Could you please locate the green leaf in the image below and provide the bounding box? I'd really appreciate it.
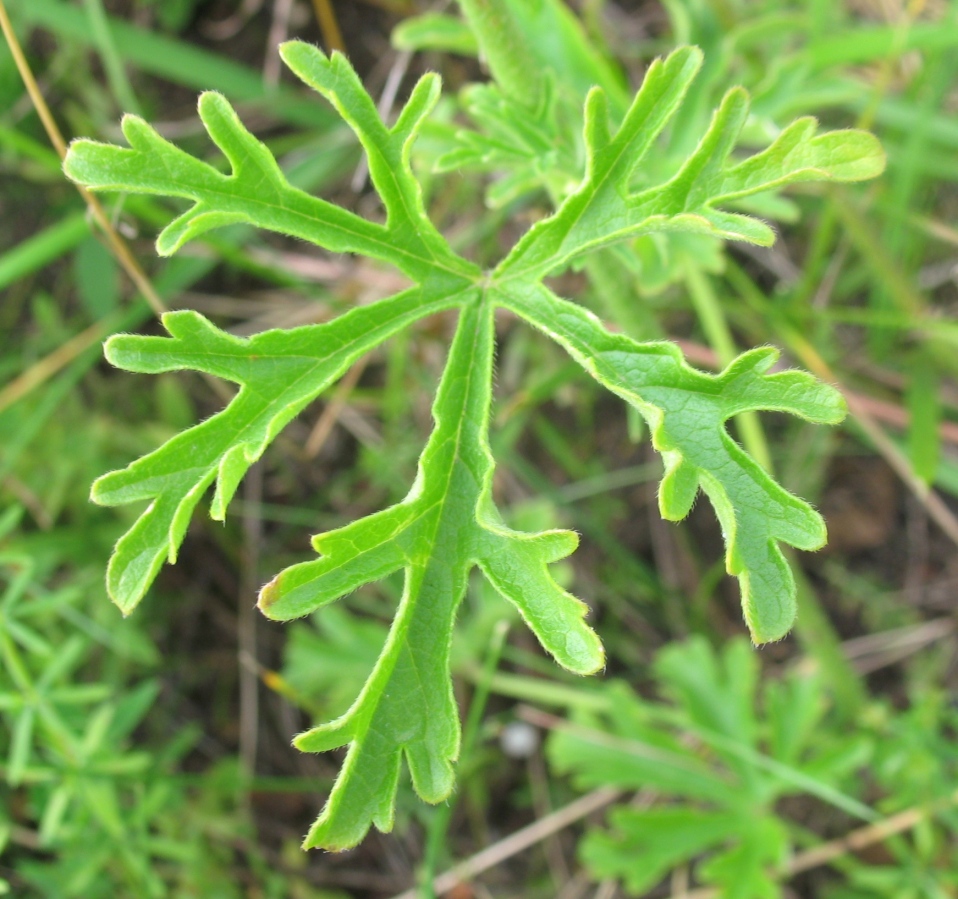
[63,40,882,848]
[553,639,867,894]
[392,13,479,56]
[282,606,387,720]
[765,669,825,766]
[500,285,844,642]
[497,48,884,280]
[906,359,941,485]
[457,0,628,110]
[8,706,36,787]
[65,47,476,285]
[434,77,573,207]
[259,296,603,848]
[655,636,759,745]
[548,698,740,805]
[698,816,788,899]
[582,807,740,894]
[92,287,463,614]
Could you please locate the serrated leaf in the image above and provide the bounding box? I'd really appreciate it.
[63,40,882,849]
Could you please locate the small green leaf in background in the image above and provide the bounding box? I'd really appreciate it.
[392,12,479,56]
[550,637,873,897]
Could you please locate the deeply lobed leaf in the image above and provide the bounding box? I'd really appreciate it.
[63,40,882,849]
[500,284,845,642]
[65,46,475,285]
[92,287,464,613]
[496,47,883,279]
[259,295,603,848]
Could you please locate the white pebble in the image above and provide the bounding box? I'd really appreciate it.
[499,721,539,758]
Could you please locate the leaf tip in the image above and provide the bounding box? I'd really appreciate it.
[61,138,91,181]
[832,388,849,422]
[257,576,281,616]
[736,541,799,644]
[257,571,308,621]
[569,635,606,676]
[196,90,229,118]
[748,618,793,646]
[156,209,248,256]
[89,467,129,505]
[719,85,751,116]
[668,43,704,67]
[659,456,699,521]
[107,556,149,618]
[666,44,705,83]
[812,129,887,183]
[280,38,325,65]
[100,334,124,367]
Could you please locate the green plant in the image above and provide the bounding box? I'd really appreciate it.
[62,33,882,850]
[826,694,958,899]
[549,637,871,896]
[0,507,278,898]
[545,638,958,898]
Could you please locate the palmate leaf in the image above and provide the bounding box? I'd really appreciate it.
[64,41,883,848]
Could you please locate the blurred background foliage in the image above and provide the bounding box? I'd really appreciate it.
[1,0,958,896]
